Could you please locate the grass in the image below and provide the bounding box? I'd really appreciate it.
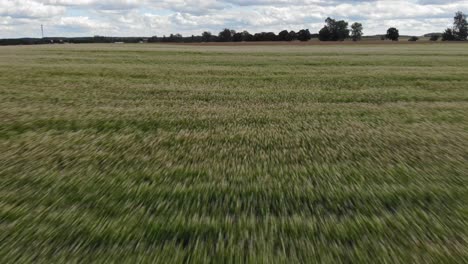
[1,43,468,263]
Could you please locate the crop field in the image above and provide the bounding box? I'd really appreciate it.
[1,43,468,263]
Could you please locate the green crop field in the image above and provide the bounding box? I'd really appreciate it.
[1,43,468,263]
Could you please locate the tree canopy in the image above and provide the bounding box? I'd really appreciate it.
[218,28,236,42]
[442,28,456,41]
[297,29,312,41]
[202,31,212,42]
[351,22,363,41]
[386,27,400,41]
[454,11,468,40]
[318,17,351,41]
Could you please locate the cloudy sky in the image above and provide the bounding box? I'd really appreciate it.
[0,0,467,38]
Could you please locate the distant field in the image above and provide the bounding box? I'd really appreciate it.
[1,43,468,262]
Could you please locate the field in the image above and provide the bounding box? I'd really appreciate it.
[1,43,468,263]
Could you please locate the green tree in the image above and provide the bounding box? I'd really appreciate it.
[335,20,350,41]
[442,28,456,41]
[429,35,440,41]
[386,27,399,41]
[287,31,297,41]
[218,28,235,42]
[351,22,363,41]
[318,26,331,41]
[252,32,277,41]
[278,30,289,41]
[442,12,467,41]
[241,31,253,41]
[232,32,243,42]
[202,31,212,42]
[453,11,468,40]
[319,17,350,41]
[167,34,183,42]
[297,29,312,41]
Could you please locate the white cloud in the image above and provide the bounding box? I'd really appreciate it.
[43,0,143,10]
[56,16,115,31]
[0,0,65,18]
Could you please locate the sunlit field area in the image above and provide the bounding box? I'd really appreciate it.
[1,43,468,262]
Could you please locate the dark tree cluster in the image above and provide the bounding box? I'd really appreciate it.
[253,32,278,41]
[218,29,236,42]
[442,11,468,41]
[318,17,353,41]
[428,34,441,41]
[386,27,400,41]
[207,28,312,42]
[297,29,312,41]
[278,30,297,41]
[0,36,149,46]
[351,22,363,41]
[147,28,313,44]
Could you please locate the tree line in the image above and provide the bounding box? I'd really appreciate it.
[0,36,147,46]
[0,11,466,46]
[152,11,466,43]
[149,28,316,43]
